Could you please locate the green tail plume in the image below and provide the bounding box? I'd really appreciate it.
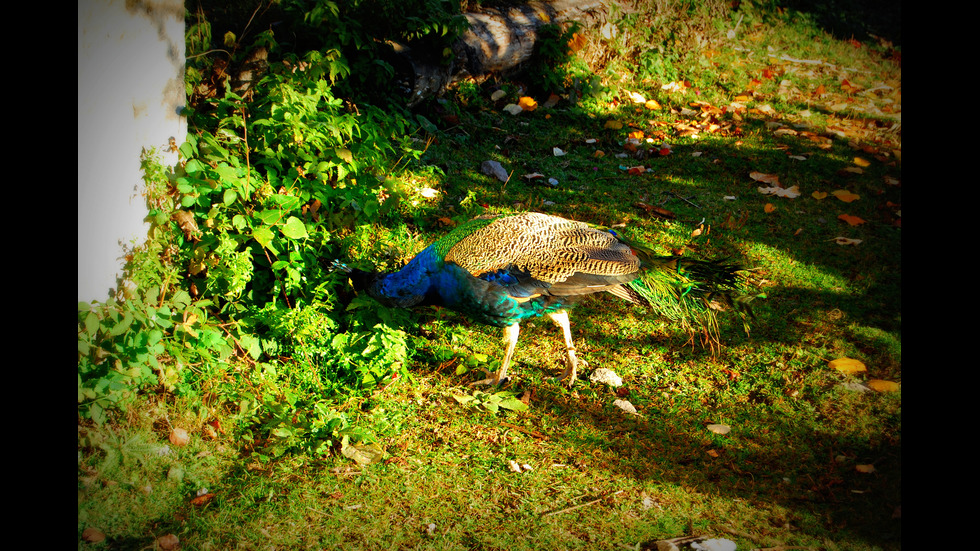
[610,229,764,345]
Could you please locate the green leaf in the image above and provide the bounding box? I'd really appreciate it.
[416,114,438,134]
[106,310,134,338]
[335,147,353,164]
[255,210,281,225]
[253,226,275,249]
[281,216,308,240]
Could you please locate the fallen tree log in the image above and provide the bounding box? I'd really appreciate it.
[388,0,610,105]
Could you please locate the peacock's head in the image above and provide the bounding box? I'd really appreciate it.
[348,268,381,294]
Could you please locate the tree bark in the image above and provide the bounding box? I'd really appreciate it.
[390,0,610,105]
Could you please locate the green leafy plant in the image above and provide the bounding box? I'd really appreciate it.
[450,390,529,414]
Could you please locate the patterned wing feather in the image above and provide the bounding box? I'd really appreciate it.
[441,213,639,295]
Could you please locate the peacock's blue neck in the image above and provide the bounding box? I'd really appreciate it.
[371,245,442,307]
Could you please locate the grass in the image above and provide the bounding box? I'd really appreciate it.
[78,2,900,549]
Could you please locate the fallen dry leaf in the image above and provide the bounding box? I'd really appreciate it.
[834,237,863,245]
[764,203,776,213]
[169,428,190,446]
[867,379,900,392]
[832,189,861,203]
[190,493,216,506]
[811,191,828,200]
[829,357,866,374]
[855,464,876,473]
[838,214,866,226]
[627,91,647,104]
[518,96,538,111]
[749,171,781,185]
[758,185,801,198]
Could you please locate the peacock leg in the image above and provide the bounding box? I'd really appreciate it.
[471,322,520,386]
[549,310,583,387]
[496,322,521,384]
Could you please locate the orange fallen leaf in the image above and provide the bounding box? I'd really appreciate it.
[867,379,900,392]
[853,157,871,167]
[855,464,876,473]
[191,493,217,506]
[518,96,538,111]
[628,130,645,140]
[645,99,661,110]
[627,166,646,175]
[837,214,866,226]
[567,32,587,52]
[811,191,828,200]
[764,203,776,213]
[841,79,863,93]
[832,189,860,203]
[829,357,866,374]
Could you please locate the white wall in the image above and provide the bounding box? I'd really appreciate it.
[78,0,186,303]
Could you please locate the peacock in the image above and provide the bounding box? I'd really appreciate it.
[349,212,759,387]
